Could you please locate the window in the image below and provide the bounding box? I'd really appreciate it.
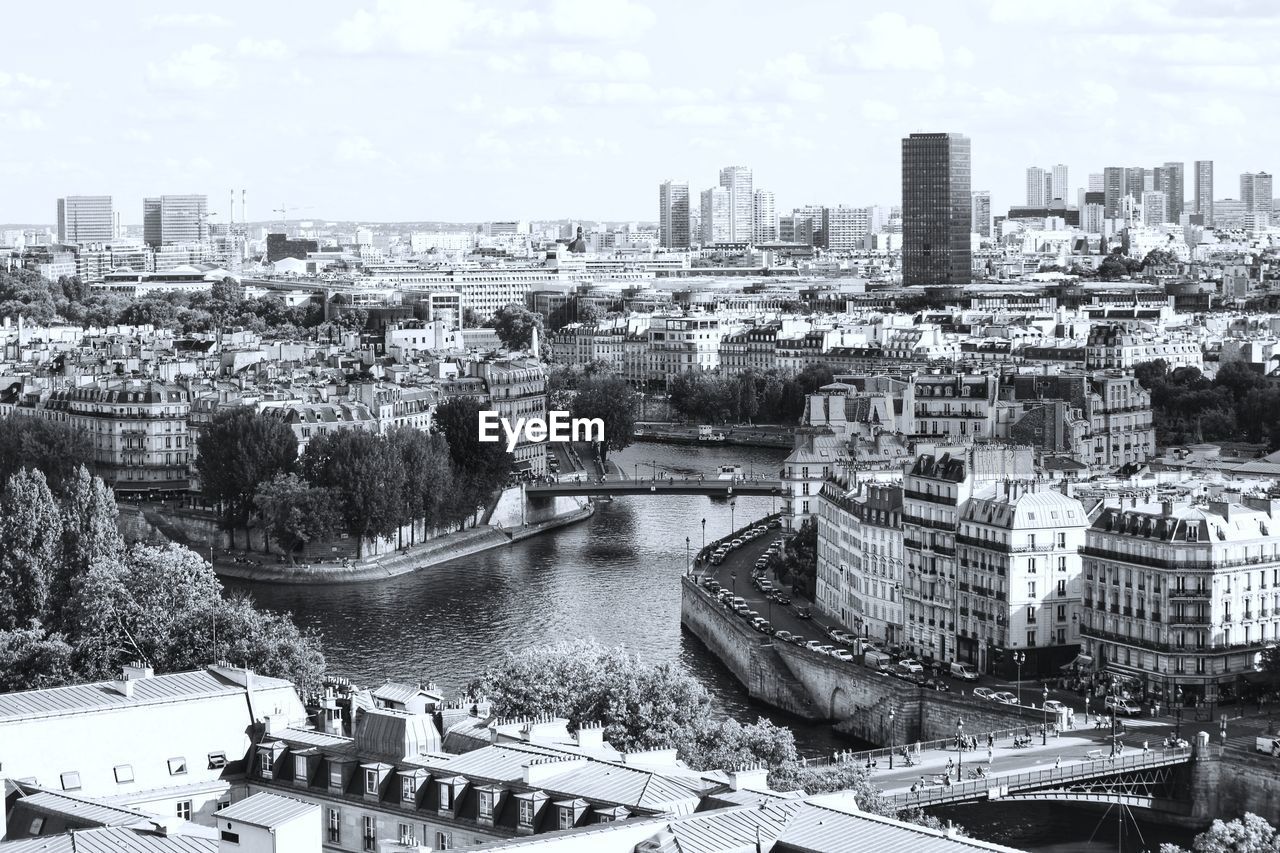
[435,831,453,850]
[478,791,494,819]
[439,782,454,810]
[220,831,240,844]
[519,799,536,826]
[559,807,574,830]
[294,755,308,782]
[176,800,192,821]
[114,764,134,784]
[260,751,274,777]
[1028,581,1036,597]
[363,816,377,851]
[1027,605,1037,624]
[208,752,227,769]
[29,818,45,835]
[1027,631,1037,646]
[1057,580,1066,596]
[59,772,81,791]
[401,776,415,803]
[1057,532,1066,549]
[216,800,229,812]
[398,823,415,846]
[327,809,341,843]
[364,768,378,794]
[168,757,188,776]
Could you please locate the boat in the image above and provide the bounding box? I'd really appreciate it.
[698,425,726,442]
[716,464,743,481]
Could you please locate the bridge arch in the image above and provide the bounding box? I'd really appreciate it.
[830,686,853,719]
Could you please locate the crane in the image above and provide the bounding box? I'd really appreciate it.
[273,204,316,222]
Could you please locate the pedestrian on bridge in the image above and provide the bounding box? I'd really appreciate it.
[987,747,993,764]
[1054,756,1061,769]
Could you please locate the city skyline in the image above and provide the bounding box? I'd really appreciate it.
[4,0,1280,225]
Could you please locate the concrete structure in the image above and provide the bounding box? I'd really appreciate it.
[144,195,209,247]
[902,133,971,286]
[657,180,690,249]
[56,196,113,244]
[216,793,320,853]
[906,373,998,442]
[817,479,904,644]
[1155,162,1184,223]
[1241,171,1273,219]
[1081,496,1280,707]
[752,190,776,244]
[699,187,731,246]
[1142,191,1167,226]
[718,166,754,244]
[780,431,843,530]
[640,316,723,387]
[1194,160,1214,226]
[1051,164,1069,203]
[1026,167,1052,207]
[971,191,991,239]
[476,357,548,476]
[820,206,869,252]
[1103,167,1124,219]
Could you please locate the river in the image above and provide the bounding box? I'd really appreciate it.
[228,440,1198,853]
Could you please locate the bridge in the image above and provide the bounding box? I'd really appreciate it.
[884,746,1195,813]
[525,478,784,499]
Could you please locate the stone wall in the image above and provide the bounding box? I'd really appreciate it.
[1185,750,1280,827]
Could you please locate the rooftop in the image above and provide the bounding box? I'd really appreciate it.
[217,792,317,828]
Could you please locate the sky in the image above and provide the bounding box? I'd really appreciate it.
[2,0,1278,226]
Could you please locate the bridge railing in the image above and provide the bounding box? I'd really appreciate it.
[886,746,1193,807]
[804,724,1071,770]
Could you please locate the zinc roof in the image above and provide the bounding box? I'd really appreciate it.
[13,791,155,829]
[0,827,216,853]
[217,792,316,828]
[772,803,1023,853]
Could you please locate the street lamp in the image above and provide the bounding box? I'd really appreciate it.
[1175,687,1183,740]
[1110,685,1119,757]
[956,717,964,778]
[889,711,896,769]
[701,518,706,554]
[772,487,778,517]
[686,537,690,575]
[730,500,736,536]
[1042,685,1050,745]
[1013,651,1026,707]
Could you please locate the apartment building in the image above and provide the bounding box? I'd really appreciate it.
[2,379,192,493]
[1006,373,1156,471]
[1081,497,1280,706]
[476,357,548,475]
[817,479,905,644]
[641,316,723,387]
[260,401,376,455]
[1084,325,1203,371]
[905,373,999,442]
[546,323,627,372]
[955,486,1088,675]
[780,431,843,531]
[718,324,780,375]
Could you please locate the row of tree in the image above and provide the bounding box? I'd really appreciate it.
[1134,358,1280,449]
[668,364,836,425]
[196,398,513,557]
[766,518,818,599]
[0,464,324,692]
[467,639,947,830]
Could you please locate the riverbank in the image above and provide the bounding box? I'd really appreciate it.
[210,500,595,584]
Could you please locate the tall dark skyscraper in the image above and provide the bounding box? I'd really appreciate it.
[901,132,971,286]
[1154,161,1184,223]
[1103,167,1123,219]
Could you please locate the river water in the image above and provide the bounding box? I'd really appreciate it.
[228,440,1198,852]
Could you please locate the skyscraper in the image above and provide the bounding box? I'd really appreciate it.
[657,180,690,249]
[1088,174,1104,192]
[752,190,777,243]
[1194,161,1214,226]
[1051,164,1069,202]
[1123,167,1147,205]
[1241,172,1273,216]
[1026,166,1052,207]
[1154,162,1184,223]
[700,186,731,245]
[902,132,972,286]
[971,191,991,238]
[717,166,753,243]
[56,196,113,244]
[1141,191,1167,226]
[144,195,209,246]
[1103,167,1123,219]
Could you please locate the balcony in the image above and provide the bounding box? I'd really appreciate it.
[1085,546,1280,573]
[1169,589,1211,601]
[903,488,953,506]
[1168,614,1210,627]
[902,514,954,532]
[1081,627,1171,654]
[1109,604,1119,614]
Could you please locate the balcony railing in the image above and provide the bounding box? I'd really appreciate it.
[903,514,954,532]
[903,488,953,506]
[1085,546,1280,573]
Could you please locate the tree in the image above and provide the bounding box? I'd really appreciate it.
[0,469,63,629]
[387,428,456,541]
[1134,359,1169,389]
[433,398,513,526]
[253,473,342,560]
[570,375,636,462]
[1160,813,1280,853]
[195,409,298,548]
[301,430,405,557]
[55,466,125,621]
[0,415,95,494]
[492,303,544,351]
[0,623,76,692]
[1142,248,1180,269]
[680,717,798,772]
[766,763,952,832]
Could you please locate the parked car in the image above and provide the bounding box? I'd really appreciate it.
[831,630,855,645]
[831,649,855,662]
[773,595,792,606]
[949,662,979,681]
[991,691,1019,705]
[815,644,836,656]
[973,687,997,700]
[795,606,812,619]
[1105,696,1142,716]
[768,519,781,527]
[897,658,924,674]
[1043,699,1069,714]
[923,678,950,691]
[789,635,807,646]
[734,605,751,617]
[703,580,721,593]
[755,558,769,569]
[804,640,825,652]
[775,630,794,643]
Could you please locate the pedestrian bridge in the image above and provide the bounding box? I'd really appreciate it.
[885,746,1196,813]
[525,478,784,499]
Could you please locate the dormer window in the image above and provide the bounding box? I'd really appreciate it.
[294,755,308,783]
[401,776,415,803]
[208,752,227,770]
[364,769,378,795]
[519,799,536,827]
[60,771,81,791]
[168,757,188,776]
[114,764,134,784]
[478,791,494,819]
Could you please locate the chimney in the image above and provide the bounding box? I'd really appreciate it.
[522,757,587,786]
[574,723,604,751]
[1161,499,1174,517]
[726,765,770,792]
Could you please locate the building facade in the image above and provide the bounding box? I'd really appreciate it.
[57,195,114,244]
[752,190,776,244]
[971,191,992,239]
[1193,160,1214,226]
[658,180,691,249]
[718,166,754,244]
[902,132,972,286]
[700,187,731,246]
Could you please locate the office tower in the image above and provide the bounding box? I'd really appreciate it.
[1142,191,1167,226]
[143,198,162,247]
[1026,166,1052,207]
[144,195,209,246]
[1051,164,1069,202]
[1088,173,1104,192]
[700,186,731,245]
[971,191,991,238]
[902,132,971,286]
[820,206,869,251]
[657,180,690,249]
[1241,172,1273,216]
[1103,167,1123,219]
[788,204,825,247]
[752,190,776,243]
[1123,167,1146,204]
[717,166,753,243]
[1154,162,1184,222]
[1082,194,1105,233]
[56,196,113,244]
[1194,160,1214,226]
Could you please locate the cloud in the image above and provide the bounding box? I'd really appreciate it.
[0,109,44,131]
[335,136,382,163]
[0,71,55,108]
[570,82,708,105]
[548,49,650,80]
[828,13,945,71]
[333,0,538,54]
[860,99,899,122]
[496,106,563,126]
[487,54,529,74]
[147,45,236,89]
[661,103,733,126]
[549,0,654,40]
[738,53,824,103]
[142,13,229,29]
[238,38,292,60]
